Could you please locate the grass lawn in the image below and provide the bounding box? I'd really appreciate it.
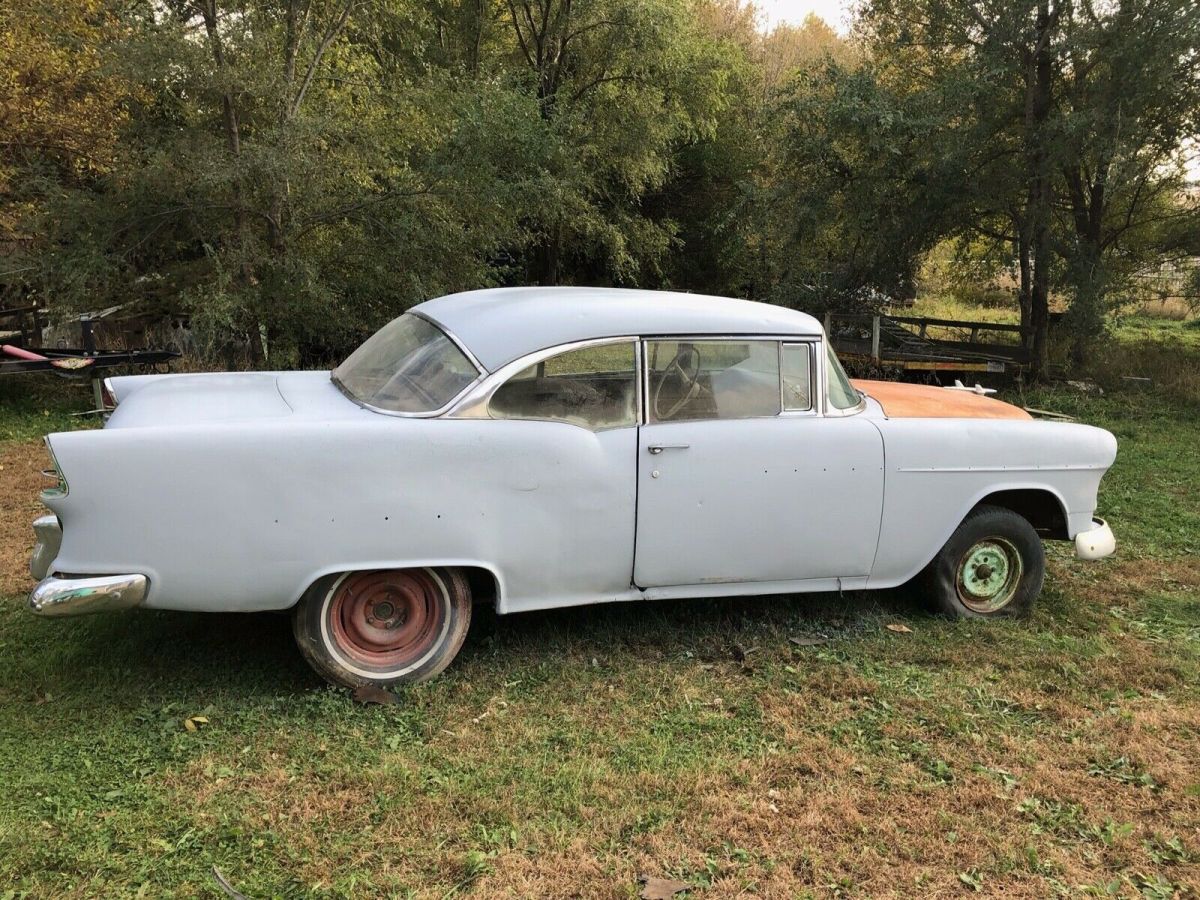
[0,347,1198,898]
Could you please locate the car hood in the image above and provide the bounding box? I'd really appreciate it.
[104,371,363,428]
[852,379,1032,420]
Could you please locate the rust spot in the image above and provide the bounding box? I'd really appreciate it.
[852,379,1032,420]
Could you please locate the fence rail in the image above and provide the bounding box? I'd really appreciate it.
[825,312,1031,375]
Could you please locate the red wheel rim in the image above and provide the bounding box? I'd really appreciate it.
[325,570,448,672]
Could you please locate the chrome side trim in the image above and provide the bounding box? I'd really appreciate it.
[1074,517,1115,561]
[409,310,490,374]
[449,332,831,424]
[447,336,641,421]
[29,574,148,617]
[29,514,62,581]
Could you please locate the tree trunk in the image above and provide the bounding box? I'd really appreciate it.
[1066,244,1105,365]
[469,0,484,73]
[1062,162,1110,366]
[1015,217,1033,343]
[199,0,264,364]
[534,220,562,285]
[1022,0,1057,380]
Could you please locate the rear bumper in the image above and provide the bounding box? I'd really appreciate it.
[29,573,148,617]
[28,514,148,616]
[29,514,62,581]
[1074,517,1116,561]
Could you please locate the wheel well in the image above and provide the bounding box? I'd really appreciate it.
[975,489,1068,540]
[459,566,500,607]
[293,565,500,610]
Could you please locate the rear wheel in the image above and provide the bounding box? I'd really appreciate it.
[292,567,472,688]
[920,505,1044,619]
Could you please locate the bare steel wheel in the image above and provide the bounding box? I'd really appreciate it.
[955,537,1023,613]
[920,505,1044,619]
[293,567,472,687]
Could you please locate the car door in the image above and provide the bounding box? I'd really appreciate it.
[633,338,884,588]
[479,338,640,610]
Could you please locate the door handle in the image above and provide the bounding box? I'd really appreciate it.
[647,443,690,454]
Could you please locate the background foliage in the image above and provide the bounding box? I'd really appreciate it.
[1,0,1197,371]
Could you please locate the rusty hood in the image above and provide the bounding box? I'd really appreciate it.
[851,379,1032,420]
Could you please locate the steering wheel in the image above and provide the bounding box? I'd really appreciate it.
[652,345,702,420]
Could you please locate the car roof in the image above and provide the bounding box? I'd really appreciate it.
[411,287,823,372]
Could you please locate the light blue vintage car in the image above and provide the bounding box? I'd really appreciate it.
[29,288,1116,686]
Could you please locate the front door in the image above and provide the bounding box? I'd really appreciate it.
[633,339,884,588]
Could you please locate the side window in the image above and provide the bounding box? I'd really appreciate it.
[489,342,636,429]
[646,340,781,423]
[782,344,813,411]
[826,343,862,410]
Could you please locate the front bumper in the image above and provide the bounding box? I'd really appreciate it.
[1075,517,1116,560]
[29,573,148,617]
[28,514,148,616]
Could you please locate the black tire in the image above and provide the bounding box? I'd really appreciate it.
[292,567,472,688]
[920,504,1045,619]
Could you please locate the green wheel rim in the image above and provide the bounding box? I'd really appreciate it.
[955,537,1023,613]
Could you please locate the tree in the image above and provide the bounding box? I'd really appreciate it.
[38,0,548,360]
[856,0,1200,375]
[0,0,133,297]
[497,0,730,286]
[1054,0,1200,360]
[768,54,972,313]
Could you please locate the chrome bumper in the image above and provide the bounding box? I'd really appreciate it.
[29,514,147,616]
[30,514,62,581]
[29,573,148,617]
[1075,517,1116,561]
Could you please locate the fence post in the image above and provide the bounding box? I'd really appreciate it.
[871,316,881,361]
[823,311,832,334]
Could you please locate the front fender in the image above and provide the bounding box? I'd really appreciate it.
[867,418,1116,587]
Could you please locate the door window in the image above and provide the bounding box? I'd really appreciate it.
[782,343,814,411]
[489,342,637,429]
[645,340,781,422]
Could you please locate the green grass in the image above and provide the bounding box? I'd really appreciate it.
[1,327,1199,897]
[0,375,100,441]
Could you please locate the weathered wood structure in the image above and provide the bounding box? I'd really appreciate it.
[826,312,1031,375]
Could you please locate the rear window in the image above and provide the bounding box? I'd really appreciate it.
[334,314,479,413]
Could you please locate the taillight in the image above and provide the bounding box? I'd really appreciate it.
[100,378,117,411]
[41,438,68,498]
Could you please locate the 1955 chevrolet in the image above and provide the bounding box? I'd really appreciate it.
[29,288,1117,687]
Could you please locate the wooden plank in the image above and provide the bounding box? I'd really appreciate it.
[902,360,1004,373]
[886,314,1025,334]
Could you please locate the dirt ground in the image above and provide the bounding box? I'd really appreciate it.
[0,439,45,595]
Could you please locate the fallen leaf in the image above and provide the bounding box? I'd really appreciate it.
[789,635,828,647]
[352,685,401,706]
[639,874,690,899]
[211,865,249,899]
[886,623,913,634]
[730,643,757,661]
[183,715,209,732]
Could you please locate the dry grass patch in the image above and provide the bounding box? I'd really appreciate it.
[0,439,46,595]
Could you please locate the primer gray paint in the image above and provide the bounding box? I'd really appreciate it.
[42,288,1117,615]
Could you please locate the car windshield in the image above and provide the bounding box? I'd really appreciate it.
[826,344,861,410]
[333,314,480,413]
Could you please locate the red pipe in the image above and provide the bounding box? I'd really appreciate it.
[2,344,49,361]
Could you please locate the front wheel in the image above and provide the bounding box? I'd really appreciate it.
[292,567,472,688]
[920,505,1045,619]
